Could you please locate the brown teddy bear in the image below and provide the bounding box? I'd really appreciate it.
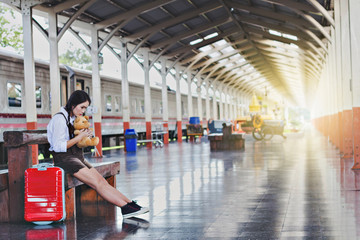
[73,115,99,148]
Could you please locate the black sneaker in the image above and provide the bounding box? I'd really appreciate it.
[128,201,142,209]
[123,217,150,229]
[121,202,149,218]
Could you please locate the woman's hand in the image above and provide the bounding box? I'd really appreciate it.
[77,129,93,139]
[67,129,93,149]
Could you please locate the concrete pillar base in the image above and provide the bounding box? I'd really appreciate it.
[27,122,38,165]
[123,122,130,152]
[94,122,103,157]
[343,110,353,158]
[146,121,152,148]
[177,121,182,143]
[163,122,169,144]
[352,107,360,168]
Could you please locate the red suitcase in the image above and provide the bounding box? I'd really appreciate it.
[24,163,66,225]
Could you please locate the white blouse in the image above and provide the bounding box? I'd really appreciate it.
[47,107,75,152]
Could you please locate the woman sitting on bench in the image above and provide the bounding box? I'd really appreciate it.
[47,90,148,218]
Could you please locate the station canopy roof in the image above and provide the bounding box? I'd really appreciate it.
[8,0,333,107]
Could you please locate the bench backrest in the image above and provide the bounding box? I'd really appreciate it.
[4,130,48,147]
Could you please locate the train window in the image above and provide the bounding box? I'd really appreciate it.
[76,79,84,90]
[115,96,121,112]
[140,100,145,113]
[86,86,90,95]
[7,82,22,107]
[152,102,156,114]
[105,95,112,112]
[36,86,41,108]
[131,99,137,113]
[48,91,52,111]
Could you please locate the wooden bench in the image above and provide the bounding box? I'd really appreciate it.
[1,130,120,223]
[208,125,245,151]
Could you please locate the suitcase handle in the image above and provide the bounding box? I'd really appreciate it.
[33,163,54,171]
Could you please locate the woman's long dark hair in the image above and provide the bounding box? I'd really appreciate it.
[65,90,91,114]
[64,90,91,136]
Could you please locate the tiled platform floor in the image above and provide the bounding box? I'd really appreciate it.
[2,124,360,239]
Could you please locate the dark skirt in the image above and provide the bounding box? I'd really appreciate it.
[52,145,93,174]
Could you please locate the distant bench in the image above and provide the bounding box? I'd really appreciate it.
[208,125,245,151]
[0,130,120,223]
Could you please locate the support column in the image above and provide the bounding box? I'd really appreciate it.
[329,27,339,149]
[175,67,182,142]
[143,50,152,148]
[236,93,240,119]
[334,0,344,154]
[22,4,38,164]
[241,95,246,116]
[197,81,203,122]
[222,89,228,120]
[230,95,233,120]
[212,89,218,120]
[233,94,236,120]
[227,91,231,120]
[324,57,330,140]
[161,59,169,144]
[205,81,210,124]
[48,10,61,116]
[91,26,102,157]
[197,81,203,141]
[227,93,230,121]
[187,73,193,118]
[219,91,224,120]
[121,42,130,150]
[234,94,238,119]
[186,72,194,141]
[349,0,360,169]
[340,0,353,158]
[230,91,236,121]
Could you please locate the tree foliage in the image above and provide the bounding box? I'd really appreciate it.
[0,4,23,51]
[0,3,98,70]
[59,47,93,70]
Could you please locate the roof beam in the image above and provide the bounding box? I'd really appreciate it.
[166,26,240,57]
[95,0,176,30]
[57,0,97,41]
[199,46,254,74]
[180,38,248,65]
[53,0,88,13]
[261,0,317,12]
[150,17,231,50]
[305,0,335,27]
[258,0,332,41]
[226,0,313,28]
[236,15,312,43]
[191,49,239,69]
[127,1,223,40]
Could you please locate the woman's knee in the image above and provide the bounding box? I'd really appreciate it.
[74,167,105,189]
[90,168,109,183]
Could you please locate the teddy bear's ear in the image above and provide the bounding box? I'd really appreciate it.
[85,116,89,120]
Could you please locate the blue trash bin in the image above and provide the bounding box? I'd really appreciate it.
[189,116,200,124]
[125,129,138,152]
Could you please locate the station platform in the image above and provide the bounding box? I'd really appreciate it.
[1,124,360,239]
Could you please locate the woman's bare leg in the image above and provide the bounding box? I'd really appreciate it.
[73,167,131,207]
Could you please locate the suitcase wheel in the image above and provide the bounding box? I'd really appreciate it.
[33,221,53,225]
